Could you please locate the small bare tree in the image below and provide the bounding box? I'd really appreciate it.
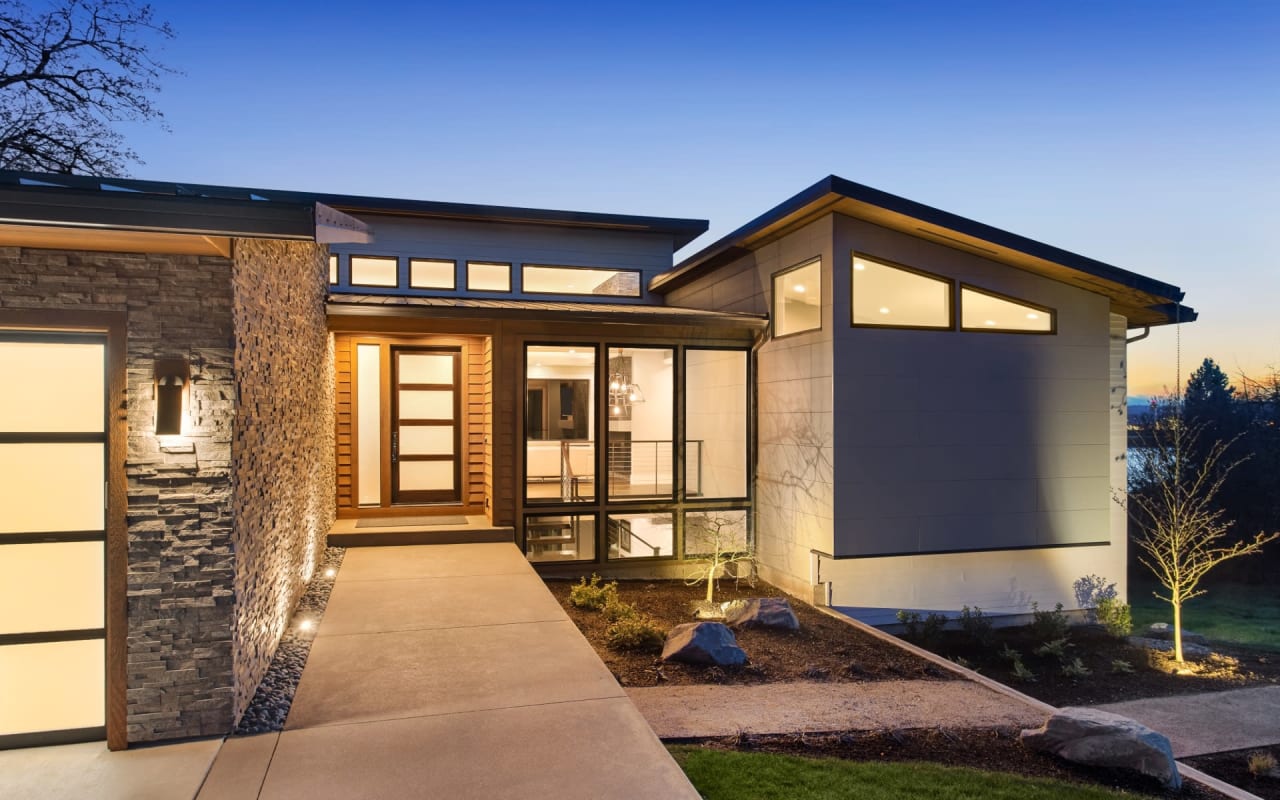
[684,513,755,609]
[1128,411,1277,662]
[0,0,175,175]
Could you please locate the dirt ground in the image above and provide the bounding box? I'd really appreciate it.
[545,577,949,687]
[1185,747,1280,800]
[910,625,1280,707]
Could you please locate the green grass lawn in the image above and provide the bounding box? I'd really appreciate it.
[669,747,1133,800]
[1129,579,1280,651]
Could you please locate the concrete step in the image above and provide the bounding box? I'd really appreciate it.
[328,520,516,548]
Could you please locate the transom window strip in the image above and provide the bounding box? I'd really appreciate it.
[522,265,641,297]
[961,286,1055,332]
[852,254,952,328]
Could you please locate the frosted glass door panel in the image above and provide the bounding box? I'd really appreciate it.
[356,344,381,506]
[0,443,104,534]
[0,342,104,432]
[0,542,103,634]
[398,354,453,385]
[0,640,105,736]
[399,391,453,420]
[399,461,454,492]
[400,426,454,456]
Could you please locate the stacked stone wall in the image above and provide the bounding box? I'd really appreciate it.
[229,238,335,724]
[0,247,239,741]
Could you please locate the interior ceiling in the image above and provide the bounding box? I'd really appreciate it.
[0,222,232,257]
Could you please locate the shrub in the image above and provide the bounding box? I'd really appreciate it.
[1073,574,1118,613]
[1011,659,1037,683]
[959,605,994,646]
[1060,657,1092,679]
[605,615,666,652]
[570,574,617,611]
[999,644,1022,663]
[1110,659,1135,674]
[1095,596,1133,638]
[1030,602,1070,641]
[1034,638,1071,660]
[602,596,639,623]
[1247,751,1278,778]
[895,610,948,644]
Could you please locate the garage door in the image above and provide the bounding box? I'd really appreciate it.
[0,332,107,748]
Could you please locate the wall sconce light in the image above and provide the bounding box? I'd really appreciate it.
[154,357,189,436]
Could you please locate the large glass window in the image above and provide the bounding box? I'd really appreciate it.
[772,258,821,336]
[684,509,749,558]
[522,265,641,297]
[410,258,456,290]
[350,255,399,287]
[685,349,748,499]
[526,514,596,563]
[852,254,952,329]
[526,345,595,503]
[467,261,511,292]
[961,285,1055,333]
[607,512,673,559]
[607,347,674,499]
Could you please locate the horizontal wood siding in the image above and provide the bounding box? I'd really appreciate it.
[335,336,354,509]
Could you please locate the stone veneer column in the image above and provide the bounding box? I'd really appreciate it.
[229,238,336,725]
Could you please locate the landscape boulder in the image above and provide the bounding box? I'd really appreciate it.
[1126,636,1212,659]
[1021,707,1181,790]
[1145,623,1209,645]
[725,597,800,631]
[661,622,748,666]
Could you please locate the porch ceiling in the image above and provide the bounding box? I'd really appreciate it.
[326,294,769,330]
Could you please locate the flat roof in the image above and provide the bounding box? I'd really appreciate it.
[0,170,708,251]
[654,175,1195,327]
[327,293,769,329]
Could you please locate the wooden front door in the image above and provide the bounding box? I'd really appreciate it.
[391,346,461,504]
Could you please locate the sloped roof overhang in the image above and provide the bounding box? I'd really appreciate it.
[654,175,1195,328]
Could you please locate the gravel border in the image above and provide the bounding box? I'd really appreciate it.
[234,547,345,735]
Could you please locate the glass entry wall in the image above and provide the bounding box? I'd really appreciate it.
[522,340,750,566]
[0,332,107,746]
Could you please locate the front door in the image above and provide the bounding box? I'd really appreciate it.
[0,332,107,748]
[391,346,461,504]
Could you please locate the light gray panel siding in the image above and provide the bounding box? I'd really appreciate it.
[832,213,1113,557]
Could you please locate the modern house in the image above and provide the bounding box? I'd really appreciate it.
[0,170,1192,750]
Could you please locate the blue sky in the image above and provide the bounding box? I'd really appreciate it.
[123,1,1279,394]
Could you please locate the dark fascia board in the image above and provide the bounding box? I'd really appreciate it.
[653,175,1194,324]
[0,182,316,240]
[0,169,708,251]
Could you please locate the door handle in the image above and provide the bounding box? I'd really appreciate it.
[392,430,398,463]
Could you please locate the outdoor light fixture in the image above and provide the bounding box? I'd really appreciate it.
[154,357,189,436]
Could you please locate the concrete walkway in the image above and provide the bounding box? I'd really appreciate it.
[197,542,697,799]
[630,679,1047,739]
[1096,686,1280,758]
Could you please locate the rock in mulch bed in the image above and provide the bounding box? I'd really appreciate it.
[1021,706,1182,790]
[234,547,345,735]
[662,622,748,666]
[726,597,800,631]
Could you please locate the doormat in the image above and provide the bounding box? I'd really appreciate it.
[355,515,469,528]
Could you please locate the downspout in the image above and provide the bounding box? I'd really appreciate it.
[749,324,769,584]
[1126,326,1151,344]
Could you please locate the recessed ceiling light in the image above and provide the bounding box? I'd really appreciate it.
[854,263,866,271]
[568,349,576,354]
[985,320,996,326]
[879,307,890,314]
[793,284,806,294]
[1026,312,1039,319]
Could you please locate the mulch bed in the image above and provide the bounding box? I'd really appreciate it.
[1185,747,1280,800]
[680,727,1229,799]
[907,625,1280,707]
[546,578,950,687]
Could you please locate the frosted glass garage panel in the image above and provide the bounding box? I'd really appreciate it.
[399,461,453,492]
[0,639,104,735]
[399,354,453,385]
[961,287,1054,332]
[685,350,748,499]
[350,256,399,287]
[400,426,454,456]
[0,443,103,534]
[852,255,952,328]
[0,542,103,634]
[0,341,103,432]
[399,390,453,420]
